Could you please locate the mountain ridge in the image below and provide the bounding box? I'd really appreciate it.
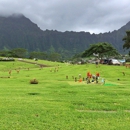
[0,14,129,59]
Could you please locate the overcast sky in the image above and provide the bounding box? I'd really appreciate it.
[0,0,130,34]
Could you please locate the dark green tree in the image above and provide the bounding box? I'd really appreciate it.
[122,30,130,49]
[0,50,15,57]
[82,42,119,59]
[12,48,27,58]
[48,52,61,61]
[29,51,47,59]
[48,45,55,54]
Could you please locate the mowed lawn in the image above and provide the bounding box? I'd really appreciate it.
[0,59,130,130]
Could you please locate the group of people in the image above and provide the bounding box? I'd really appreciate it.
[86,71,100,84]
[75,71,105,85]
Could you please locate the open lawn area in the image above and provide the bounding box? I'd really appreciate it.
[0,59,130,130]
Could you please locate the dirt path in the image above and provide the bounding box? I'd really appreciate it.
[18,59,50,67]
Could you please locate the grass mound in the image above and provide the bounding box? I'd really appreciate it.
[30,78,38,84]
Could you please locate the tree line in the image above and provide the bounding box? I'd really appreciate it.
[0,31,130,62]
[0,48,61,61]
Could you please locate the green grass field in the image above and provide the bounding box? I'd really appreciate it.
[0,59,130,130]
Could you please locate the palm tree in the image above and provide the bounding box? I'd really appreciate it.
[123,30,130,49]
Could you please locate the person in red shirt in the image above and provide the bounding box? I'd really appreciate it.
[86,71,91,83]
[95,72,100,83]
[87,72,91,77]
[96,72,100,77]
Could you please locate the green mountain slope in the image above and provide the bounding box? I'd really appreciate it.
[0,14,129,58]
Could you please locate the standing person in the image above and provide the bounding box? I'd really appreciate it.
[86,71,91,84]
[79,74,81,79]
[101,78,105,85]
[87,71,90,78]
[95,59,99,68]
[92,75,96,82]
[95,72,100,83]
[87,76,91,84]
[96,72,100,77]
